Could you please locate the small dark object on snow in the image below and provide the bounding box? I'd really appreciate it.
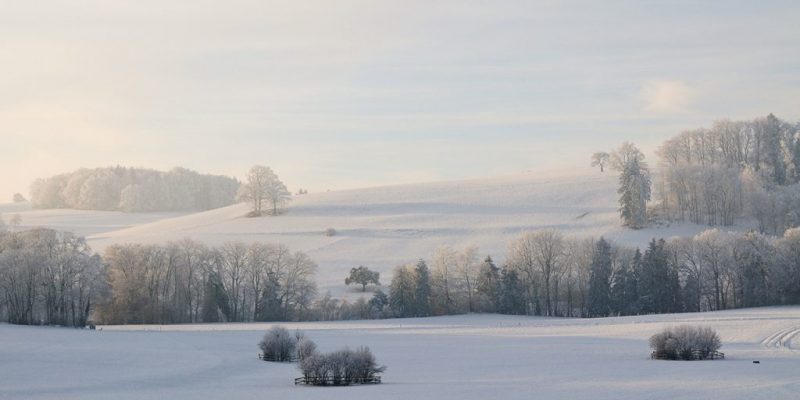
[753,360,760,364]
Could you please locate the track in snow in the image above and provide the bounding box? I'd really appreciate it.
[761,326,800,350]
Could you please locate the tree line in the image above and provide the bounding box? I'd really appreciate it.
[378,229,800,319]
[99,240,317,324]
[0,230,317,326]
[2,228,798,326]
[29,166,241,212]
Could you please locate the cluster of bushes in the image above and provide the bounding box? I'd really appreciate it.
[649,325,722,360]
[259,326,385,386]
[258,326,305,362]
[298,346,386,385]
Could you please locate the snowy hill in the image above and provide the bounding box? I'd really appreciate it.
[0,202,188,238]
[4,168,728,295]
[71,168,719,295]
[2,306,799,399]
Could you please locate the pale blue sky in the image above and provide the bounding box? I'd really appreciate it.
[2,0,799,200]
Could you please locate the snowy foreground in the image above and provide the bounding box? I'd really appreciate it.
[2,307,799,400]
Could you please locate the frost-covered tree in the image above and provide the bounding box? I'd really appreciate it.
[413,259,431,317]
[587,238,612,317]
[775,228,800,304]
[456,245,480,312]
[614,143,651,229]
[388,265,416,317]
[499,268,526,315]
[259,326,298,361]
[507,230,565,316]
[237,165,290,216]
[0,229,103,327]
[368,290,389,317]
[430,246,457,314]
[591,152,610,172]
[732,231,772,308]
[639,239,680,314]
[345,266,380,292]
[475,256,501,312]
[297,337,318,361]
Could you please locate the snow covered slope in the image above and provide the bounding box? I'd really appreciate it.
[2,307,799,399]
[0,202,187,238]
[3,168,729,295]
[83,168,720,294]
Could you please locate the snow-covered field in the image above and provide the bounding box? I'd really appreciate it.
[0,202,187,238]
[2,169,740,295]
[2,307,799,400]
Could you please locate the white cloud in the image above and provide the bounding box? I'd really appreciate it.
[639,80,696,113]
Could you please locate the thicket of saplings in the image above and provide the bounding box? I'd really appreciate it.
[649,325,722,360]
[258,326,386,386]
[2,225,800,327]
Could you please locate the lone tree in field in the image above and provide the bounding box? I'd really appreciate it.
[649,325,722,360]
[238,165,291,217]
[346,266,381,292]
[259,326,298,361]
[591,152,610,172]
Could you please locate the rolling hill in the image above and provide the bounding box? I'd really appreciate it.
[5,168,726,295]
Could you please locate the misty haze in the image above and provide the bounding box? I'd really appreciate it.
[2,2,800,400]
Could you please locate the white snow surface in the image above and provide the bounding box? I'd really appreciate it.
[2,307,799,399]
[3,169,742,296]
[0,201,187,238]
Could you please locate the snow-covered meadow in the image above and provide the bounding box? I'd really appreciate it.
[1,307,798,400]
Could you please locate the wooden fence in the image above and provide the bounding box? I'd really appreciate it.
[258,353,297,362]
[294,376,382,386]
[651,350,725,360]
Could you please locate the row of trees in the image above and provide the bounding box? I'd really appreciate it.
[655,114,800,233]
[99,240,317,324]
[0,230,317,326]
[381,228,800,319]
[29,166,241,212]
[3,227,798,326]
[0,229,104,326]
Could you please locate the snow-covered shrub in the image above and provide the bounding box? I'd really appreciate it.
[297,346,386,385]
[297,337,318,361]
[649,325,721,360]
[259,326,298,362]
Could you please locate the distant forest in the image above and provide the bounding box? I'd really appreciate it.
[29,166,241,212]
